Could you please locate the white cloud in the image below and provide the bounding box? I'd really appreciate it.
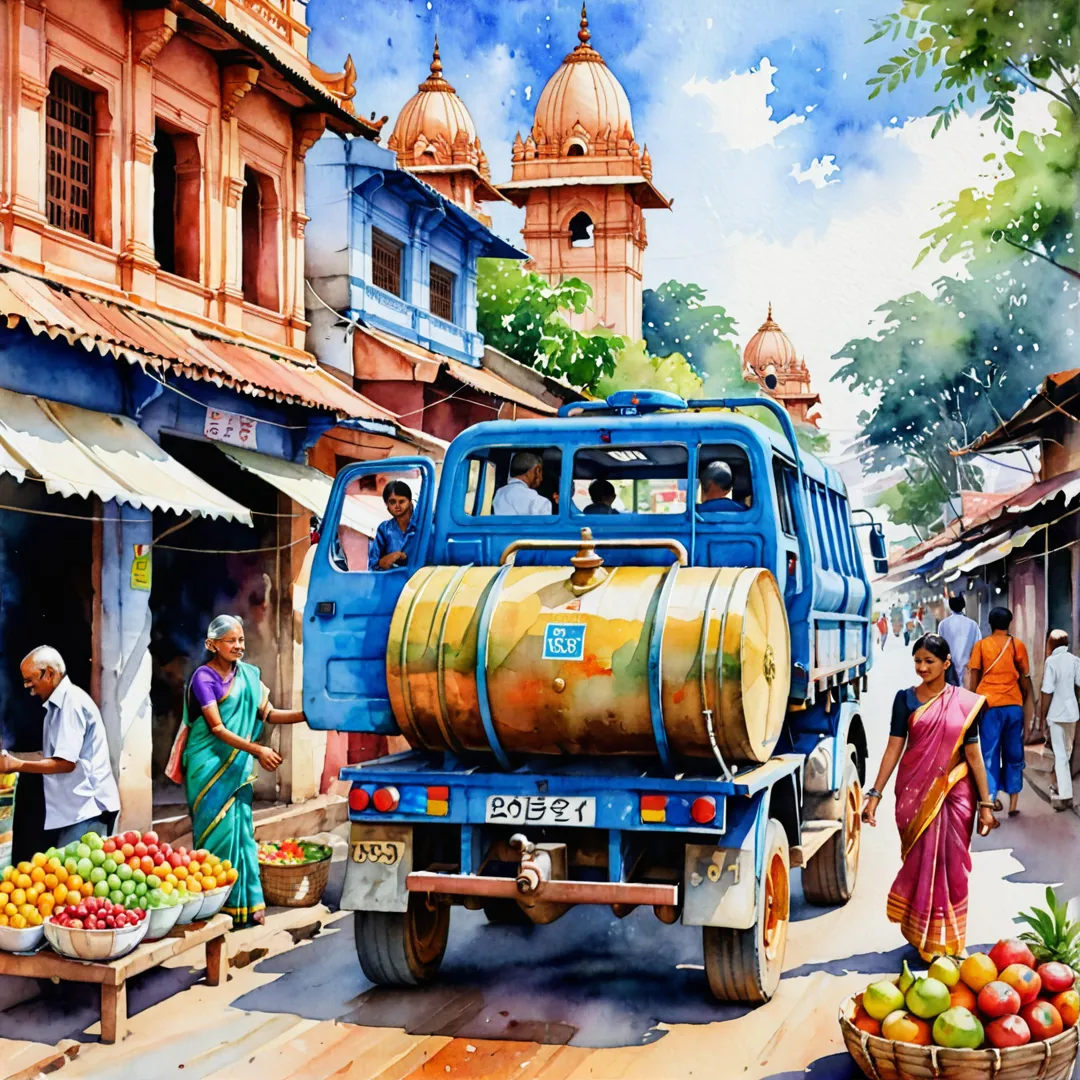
[791,155,840,188]
[681,58,804,152]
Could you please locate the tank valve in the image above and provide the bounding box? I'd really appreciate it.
[510,833,551,894]
[569,528,608,594]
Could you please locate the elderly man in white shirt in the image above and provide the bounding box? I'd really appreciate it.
[1039,629,1080,809]
[491,451,553,516]
[0,646,121,845]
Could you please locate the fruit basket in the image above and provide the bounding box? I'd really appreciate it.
[840,994,1078,1079]
[44,908,149,961]
[0,922,45,954]
[197,884,233,920]
[258,839,332,908]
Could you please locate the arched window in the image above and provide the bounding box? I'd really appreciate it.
[566,142,585,157]
[153,124,201,281]
[569,211,594,248]
[241,166,280,310]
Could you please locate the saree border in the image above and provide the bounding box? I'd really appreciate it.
[899,689,985,860]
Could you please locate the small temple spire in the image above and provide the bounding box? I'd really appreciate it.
[578,2,591,46]
[767,301,773,321]
[431,35,443,79]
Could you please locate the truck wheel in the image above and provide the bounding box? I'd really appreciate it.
[703,818,790,1004]
[354,894,449,986]
[802,752,861,906]
[482,900,533,926]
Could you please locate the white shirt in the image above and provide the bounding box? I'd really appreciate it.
[1040,646,1080,724]
[491,477,552,516]
[41,677,121,830]
[937,613,981,676]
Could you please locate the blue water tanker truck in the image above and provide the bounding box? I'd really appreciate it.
[303,391,888,1003]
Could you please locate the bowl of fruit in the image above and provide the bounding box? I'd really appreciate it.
[0,921,45,953]
[44,899,149,961]
[141,883,185,941]
[174,888,204,927]
[257,839,333,908]
[840,891,1079,1080]
[0,844,91,948]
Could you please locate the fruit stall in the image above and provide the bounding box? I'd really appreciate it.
[0,828,237,1043]
[842,888,1079,1079]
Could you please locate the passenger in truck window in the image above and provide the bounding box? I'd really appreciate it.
[369,481,419,570]
[697,460,747,512]
[491,451,553,515]
[584,479,619,514]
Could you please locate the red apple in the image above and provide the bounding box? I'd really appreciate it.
[146,844,159,857]
[140,856,155,875]
[1000,964,1042,1005]
[142,830,159,845]
[979,980,1022,1018]
[168,852,183,868]
[989,939,1037,973]
[102,839,116,854]
[1037,963,1076,995]
[152,853,165,866]
[120,843,134,858]
[123,830,139,846]
[986,1015,1031,1048]
[133,842,148,857]
[1021,1000,1064,1040]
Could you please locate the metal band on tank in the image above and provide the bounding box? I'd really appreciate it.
[395,566,439,749]
[696,570,733,781]
[475,563,513,770]
[433,563,473,755]
[647,563,680,774]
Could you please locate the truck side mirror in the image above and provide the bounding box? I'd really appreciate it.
[873,557,890,576]
[869,525,887,561]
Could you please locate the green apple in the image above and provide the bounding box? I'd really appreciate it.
[93,881,110,898]
[76,858,93,879]
[124,895,139,910]
[83,833,104,851]
[932,1007,984,1049]
[146,874,161,888]
[109,889,124,905]
[89,867,106,884]
[106,873,121,891]
[864,980,906,1020]
[75,843,91,860]
[102,858,117,875]
[132,869,146,884]
[120,880,136,896]
[64,842,80,858]
[89,849,106,867]
[116,864,133,881]
[135,883,147,897]
[64,858,78,876]
[906,978,952,1020]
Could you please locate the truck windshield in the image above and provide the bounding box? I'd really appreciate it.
[571,444,688,516]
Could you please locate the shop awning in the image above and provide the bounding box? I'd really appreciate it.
[931,525,1044,580]
[0,389,251,522]
[442,356,556,415]
[215,444,386,536]
[0,265,397,422]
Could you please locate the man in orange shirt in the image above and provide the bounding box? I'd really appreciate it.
[967,606,1032,817]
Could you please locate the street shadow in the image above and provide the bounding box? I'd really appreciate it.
[233,905,756,1048]
[761,1052,864,1079]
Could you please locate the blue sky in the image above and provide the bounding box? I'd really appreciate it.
[306,0,1051,445]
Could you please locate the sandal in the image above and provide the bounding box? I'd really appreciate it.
[1008,809,1020,818]
[991,799,1004,812]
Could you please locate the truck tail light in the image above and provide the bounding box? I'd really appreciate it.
[691,796,717,825]
[787,552,798,578]
[372,786,400,813]
[640,794,666,824]
[426,786,449,816]
[348,787,369,813]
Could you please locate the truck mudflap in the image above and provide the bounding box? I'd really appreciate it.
[340,824,413,913]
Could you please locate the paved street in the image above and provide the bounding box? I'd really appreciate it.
[3,639,1079,1080]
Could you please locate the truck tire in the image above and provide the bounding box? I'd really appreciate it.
[702,817,790,1004]
[354,894,449,987]
[802,751,861,907]
[482,900,533,926]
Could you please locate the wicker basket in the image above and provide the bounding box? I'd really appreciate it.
[258,854,331,908]
[839,995,1079,1080]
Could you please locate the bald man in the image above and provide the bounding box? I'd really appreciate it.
[1040,629,1080,809]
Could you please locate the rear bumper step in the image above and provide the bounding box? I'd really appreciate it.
[406,872,678,907]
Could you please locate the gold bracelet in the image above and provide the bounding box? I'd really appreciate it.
[978,800,996,809]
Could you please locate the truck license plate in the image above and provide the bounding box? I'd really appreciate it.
[351,840,405,865]
[485,795,595,827]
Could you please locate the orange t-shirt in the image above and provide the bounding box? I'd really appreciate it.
[971,635,1030,708]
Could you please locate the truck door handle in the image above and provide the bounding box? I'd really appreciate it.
[315,601,336,617]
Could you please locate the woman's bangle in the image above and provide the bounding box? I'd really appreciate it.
[865,788,883,800]
[978,800,996,809]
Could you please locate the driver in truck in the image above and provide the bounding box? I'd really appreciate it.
[697,460,746,512]
[492,451,553,516]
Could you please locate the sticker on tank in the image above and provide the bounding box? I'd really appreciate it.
[542,623,587,660]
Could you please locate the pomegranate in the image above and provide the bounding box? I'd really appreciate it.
[989,939,1037,972]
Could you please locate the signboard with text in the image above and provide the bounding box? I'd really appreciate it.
[204,409,258,449]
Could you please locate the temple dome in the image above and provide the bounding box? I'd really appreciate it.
[531,3,634,151]
[743,304,798,374]
[387,39,491,180]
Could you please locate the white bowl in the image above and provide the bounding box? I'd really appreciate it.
[173,893,205,926]
[142,902,183,942]
[197,885,232,920]
[0,923,45,953]
[43,915,149,961]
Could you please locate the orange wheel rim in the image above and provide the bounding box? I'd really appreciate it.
[846,780,862,876]
[763,851,789,961]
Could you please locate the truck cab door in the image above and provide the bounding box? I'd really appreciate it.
[303,457,436,732]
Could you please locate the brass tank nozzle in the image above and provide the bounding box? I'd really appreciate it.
[569,527,608,593]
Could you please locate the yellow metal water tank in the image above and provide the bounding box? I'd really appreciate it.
[386,539,790,767]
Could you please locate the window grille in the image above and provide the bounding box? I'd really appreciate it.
[371,229,403,296]
[46,74,94,239]
[429,263,455,322]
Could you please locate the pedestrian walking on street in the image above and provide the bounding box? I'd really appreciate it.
[862,634,998,960]
[0,646,120,846]
[877,613,889,650]
[165,615,309,927]
[1038,629,1080,812]
[967,607,1032,818]
[938,595,980,688]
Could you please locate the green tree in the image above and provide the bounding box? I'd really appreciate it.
[593,339,703,399]
[867,1,1080,278]
[873,467,950,537]
[476,259,624,387]
[642,281,744,388]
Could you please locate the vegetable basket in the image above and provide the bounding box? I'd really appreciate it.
[258,840,332,908]
[839,995,1079,1080]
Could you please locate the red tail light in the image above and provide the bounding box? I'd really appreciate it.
[349,787,369,812]
[373,786,400,813]
[691,796,717,824]
[787,553,798,577]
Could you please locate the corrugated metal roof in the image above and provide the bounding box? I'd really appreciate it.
[0,388,251,522]
[0,267,396,422]
[442,356,556,415]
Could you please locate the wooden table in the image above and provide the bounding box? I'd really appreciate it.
[0,913,231,1043]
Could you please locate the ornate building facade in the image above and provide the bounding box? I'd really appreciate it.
[498,5,669,339]
[741,305,823,427]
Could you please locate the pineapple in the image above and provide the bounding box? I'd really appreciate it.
[1014,886,1080,968]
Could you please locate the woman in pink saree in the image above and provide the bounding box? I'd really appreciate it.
[862,634,999,959]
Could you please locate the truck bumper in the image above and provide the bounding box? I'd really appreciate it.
[406,872,678,908]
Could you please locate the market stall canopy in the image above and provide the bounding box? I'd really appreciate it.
[0,389,251,523]
[214,444,386,537]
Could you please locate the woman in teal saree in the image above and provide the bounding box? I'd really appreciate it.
[166,615,307,926]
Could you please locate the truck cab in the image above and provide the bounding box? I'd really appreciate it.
[303,391,883,1004]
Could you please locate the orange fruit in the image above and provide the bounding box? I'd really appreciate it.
[43,873,57,890]
[225,868,238,884]
[16,862,30,875]
[46,857,61,872]
[0,882,12,895]
[960,953,998,992]
[67,875,82,891]
[15,874,31,890]
[54,866,68,884]
[29,867,45,884]
[0,915,8,926]
[853,1006,882,1036]
[174,866,188,880]
[950,983,978,1011]
[79,882,93,898]
[3,903,15,917]
[187,880,202,894]
[52,884,67,905]
[31,853,47,868]
[10,889,25,906]
[10,914,26,929]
